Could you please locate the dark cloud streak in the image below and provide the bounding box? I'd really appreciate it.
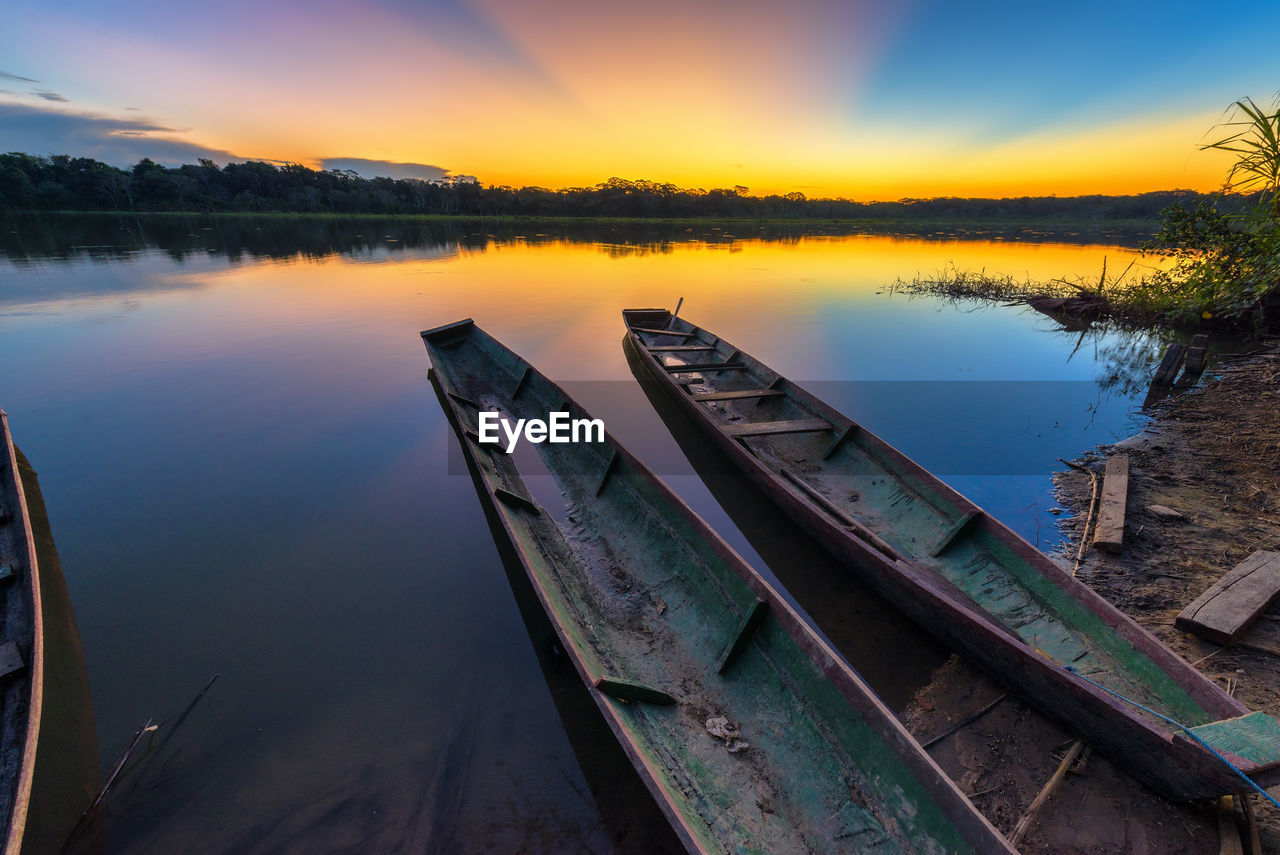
[34,90,68,102]
[321,157,450,181]
[0,102,238,166]
[0,70,39,83]
[0,103,465,181]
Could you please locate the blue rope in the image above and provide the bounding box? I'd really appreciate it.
[1064,665,1280,810]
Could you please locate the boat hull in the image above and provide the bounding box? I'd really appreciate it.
[622,308,1280,801]
[424,319,1014,854]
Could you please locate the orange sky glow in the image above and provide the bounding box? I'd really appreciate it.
[1,0,1276,198]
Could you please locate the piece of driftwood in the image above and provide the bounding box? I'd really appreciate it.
[1177,551,1280,645]
[1009,740,1088,846]
[1153,343,1188,385]
[1092,454,1129,554]
[1059,458,1100,576]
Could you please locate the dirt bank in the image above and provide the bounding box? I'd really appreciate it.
[902,342,1280,853]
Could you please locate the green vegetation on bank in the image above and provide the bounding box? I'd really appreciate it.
[904,96,1280,332]
[0,151,1251,224]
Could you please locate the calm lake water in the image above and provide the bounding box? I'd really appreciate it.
[0,214,1194,852]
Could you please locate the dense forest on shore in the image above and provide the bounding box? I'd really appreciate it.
[0,152,1256,222]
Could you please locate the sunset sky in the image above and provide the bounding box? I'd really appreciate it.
[2,0,1278,199]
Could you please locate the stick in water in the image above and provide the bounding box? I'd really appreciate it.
[84,719,158,816]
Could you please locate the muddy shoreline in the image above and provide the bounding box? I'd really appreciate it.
[903,342,1280,853]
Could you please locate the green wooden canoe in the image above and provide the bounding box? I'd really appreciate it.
[423,319,1014,854]
[622,307,1280,802]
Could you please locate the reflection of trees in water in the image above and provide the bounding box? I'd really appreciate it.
[0,212,1151,268]
[1060,325,1167,398]
[1061,321,1250,400]
[2,213,467,266]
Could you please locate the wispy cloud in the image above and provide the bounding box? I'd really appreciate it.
[320,157,450,181]
[33,90,67,102]
[0,102,238,166]
[0,70,39,84]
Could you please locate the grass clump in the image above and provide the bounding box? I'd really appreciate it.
[901,95,1280,332]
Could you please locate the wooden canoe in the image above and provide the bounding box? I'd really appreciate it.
[622,308,1280,802]
[423,319,1014,854]
[0,411,45,855]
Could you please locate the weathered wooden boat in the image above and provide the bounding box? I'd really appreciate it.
[0,411,45,855]
[423,319,1014,854]
[622,308,1280,802]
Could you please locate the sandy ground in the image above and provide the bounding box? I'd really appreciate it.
[902,342,1280,854]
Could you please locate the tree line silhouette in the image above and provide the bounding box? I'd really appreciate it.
[0,152,1248,221]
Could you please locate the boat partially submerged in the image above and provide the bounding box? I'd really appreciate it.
[622,307,1280,802]
[0,411,44,855]
[423,319,1013,854]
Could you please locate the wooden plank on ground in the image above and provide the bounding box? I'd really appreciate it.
[1176,551,1280,644]
[723,418,830,437]
[1092,454,1129,553]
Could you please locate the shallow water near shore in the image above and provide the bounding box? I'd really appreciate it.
[0,213,1213,851]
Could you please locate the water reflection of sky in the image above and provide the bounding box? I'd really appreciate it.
[0,221,1178,852]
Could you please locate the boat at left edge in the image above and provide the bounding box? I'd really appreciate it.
[0,411,45,855]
